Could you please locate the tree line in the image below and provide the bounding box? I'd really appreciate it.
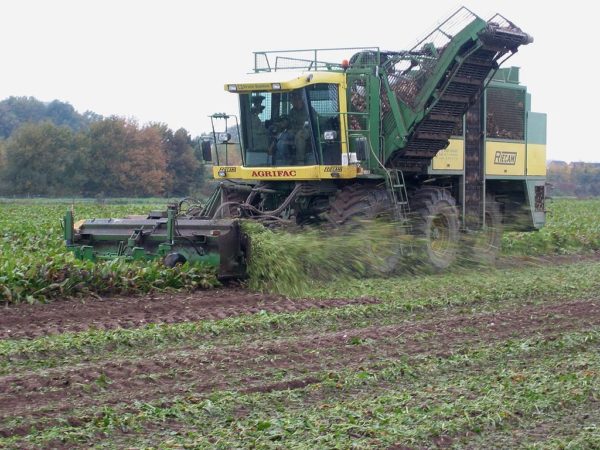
[0,96,100,139]
[547,161,600,197]
[3,97,600,199]
[0,97,205,197]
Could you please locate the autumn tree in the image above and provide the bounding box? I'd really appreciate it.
[0,97,207,197]
[82,117,167,196]
[571,164,600,197]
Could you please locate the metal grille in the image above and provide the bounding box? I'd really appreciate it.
[382,110,396,139]
[456,61,493,79]
[403,140,448,154]
[417,117,460,136]
[382,7,478,108]
[444,82,480,98]
[348,79,368,131]
[486,87,525,140]
[430,99,471,116]
[464,100,484,228]
[535,186,545,211]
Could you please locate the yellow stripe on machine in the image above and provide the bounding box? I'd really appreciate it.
[225,72,346,92]
[213,165,358,180]
[526,143,546,176]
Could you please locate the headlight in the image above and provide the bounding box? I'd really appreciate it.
[271,83,281,90]
[323,130,338,141]
[218,169,227,177]
[227,85,237,92]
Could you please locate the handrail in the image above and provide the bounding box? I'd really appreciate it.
[253,47,379,72]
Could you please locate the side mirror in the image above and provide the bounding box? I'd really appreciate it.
[201,140,212,162]
[218,132,231,143]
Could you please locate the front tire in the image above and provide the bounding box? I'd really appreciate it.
[328,184,393,225]
[164,252,187,268]
[327,183,401,274]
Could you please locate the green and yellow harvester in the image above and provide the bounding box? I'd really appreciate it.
[64,7,546,277]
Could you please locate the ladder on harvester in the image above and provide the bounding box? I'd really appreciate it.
[385,169,412,258]
[386,169,410,222]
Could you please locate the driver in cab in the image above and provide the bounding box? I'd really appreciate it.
[288,91,312,164]
[270,90,315,166]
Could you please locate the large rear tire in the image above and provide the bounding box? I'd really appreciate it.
[411,187,459,270]
[465,196,503,264]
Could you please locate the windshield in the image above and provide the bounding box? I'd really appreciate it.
[239,85,342,167]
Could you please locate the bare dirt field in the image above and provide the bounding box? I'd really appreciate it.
[2,256,600,448]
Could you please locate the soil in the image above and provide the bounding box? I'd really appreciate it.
[1,296,598,438]
[0,288,379,340]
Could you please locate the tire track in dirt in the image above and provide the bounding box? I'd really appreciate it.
[1,298,599,435]
[0,288,379,339]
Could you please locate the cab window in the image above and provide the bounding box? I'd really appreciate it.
[239,84,341,167]
[307,84,341,164]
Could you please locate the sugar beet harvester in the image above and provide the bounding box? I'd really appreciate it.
[64,7,546,277]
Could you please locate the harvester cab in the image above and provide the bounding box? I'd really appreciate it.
[215,78,351,176]
[65,7,546,276]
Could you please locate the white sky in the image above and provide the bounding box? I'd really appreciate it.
[1,0,594,162]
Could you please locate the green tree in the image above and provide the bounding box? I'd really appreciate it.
[0,97,46,139]
[0,122,81,195]
[0,96,99,140]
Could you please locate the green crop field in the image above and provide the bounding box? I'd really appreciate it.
[1,198,600,448]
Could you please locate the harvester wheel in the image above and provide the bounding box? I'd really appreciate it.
[164,252,187,268]
[465,196,503,264]
[327,183,401,274]
[411,187,459,270]
[328,184,392,225]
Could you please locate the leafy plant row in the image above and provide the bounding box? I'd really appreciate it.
[2,198,600,303]
[0,202,217,303]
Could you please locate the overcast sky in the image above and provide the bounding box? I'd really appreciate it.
[1,1,593,162]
